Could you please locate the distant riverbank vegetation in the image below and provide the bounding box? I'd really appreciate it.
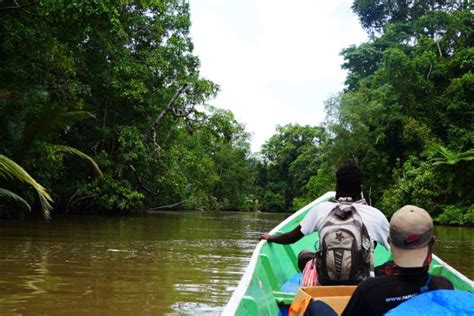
[0,1,472,225]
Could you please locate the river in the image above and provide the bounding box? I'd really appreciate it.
[0,211,472,315]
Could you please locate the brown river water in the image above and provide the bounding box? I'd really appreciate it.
[0,211,472,315]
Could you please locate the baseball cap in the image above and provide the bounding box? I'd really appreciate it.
[389,205,433,268]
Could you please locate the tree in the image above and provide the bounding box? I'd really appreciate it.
[352,0,469,33]
[0,1,228,214]
[323,0,474,223]
[258,124,327,211]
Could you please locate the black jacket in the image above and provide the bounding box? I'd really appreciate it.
[342,268,454,316]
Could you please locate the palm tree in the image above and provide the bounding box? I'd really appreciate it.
[0,154,53,219]
[9,105,97,164]
[428,144,474,198]
[1,96,103,218]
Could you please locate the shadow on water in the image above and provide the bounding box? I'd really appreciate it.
[0,212,471,314]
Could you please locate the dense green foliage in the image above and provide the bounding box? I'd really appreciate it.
[254,124,330,212]
[255,0,473,224]
[0,1,472,225]
[0,1,256,216]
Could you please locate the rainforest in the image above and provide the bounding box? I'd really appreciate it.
[0,0,472,225]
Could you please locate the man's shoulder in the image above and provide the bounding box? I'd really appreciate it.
[343,276,388,301]
[353,203,386,217]
[353,202,380,211]
[357,274,454,292]
[316,201,337,207]
[304,202,335,219]
[352,275,417,303]
[357,275,394,290]
[314,201,387,220]
[309,201,337,212]
[431,275,455,290]
[300,202,337,234]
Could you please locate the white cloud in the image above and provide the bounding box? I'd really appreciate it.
[190,0,367,152]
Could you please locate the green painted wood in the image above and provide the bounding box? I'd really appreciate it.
[272,291,295,305]
[260,254,279,291]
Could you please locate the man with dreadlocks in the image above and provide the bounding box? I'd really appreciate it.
[261,164,389,286]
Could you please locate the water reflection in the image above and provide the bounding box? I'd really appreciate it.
[0,212,471,315]
[433,225,474,280]
[0,211,287,314]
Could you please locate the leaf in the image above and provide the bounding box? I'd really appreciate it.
[429,144,474,166]
[48,145,103,177]
[0,188,32,211]
[0,155,52,219]
[17,107,95,162]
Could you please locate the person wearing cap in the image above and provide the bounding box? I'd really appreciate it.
[260,164,390,282]
[340,205,454,316]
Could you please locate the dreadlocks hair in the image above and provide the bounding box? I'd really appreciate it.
[335,164,363,200]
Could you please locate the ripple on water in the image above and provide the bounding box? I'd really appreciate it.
[5,213,470,314]
[0,211,304,314]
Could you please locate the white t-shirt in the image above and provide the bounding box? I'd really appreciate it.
[300,201,390,250]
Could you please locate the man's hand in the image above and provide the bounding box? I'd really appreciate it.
[260,234,274,242]
[258,225,304,245]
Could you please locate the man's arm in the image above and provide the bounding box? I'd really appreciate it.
[260,225,304,244]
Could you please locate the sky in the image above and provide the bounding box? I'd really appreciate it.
[189,0,368,152]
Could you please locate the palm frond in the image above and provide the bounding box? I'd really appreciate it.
[0,154,52,219]
[17,106,95,162]
[429,144,474,166]
[0,188,31,211]
[458,149,474,161]
[49,145,103,177]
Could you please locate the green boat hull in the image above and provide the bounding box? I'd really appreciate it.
[224,192,474,315]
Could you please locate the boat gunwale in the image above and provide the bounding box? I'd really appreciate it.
[432,254,474,287]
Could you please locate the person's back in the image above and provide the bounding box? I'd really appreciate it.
[341,267,453,315]
[301,197,375,285]
[300,198,390,251]
[341,205,454,316]
[260,164,390,286]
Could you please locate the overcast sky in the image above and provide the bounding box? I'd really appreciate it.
[189,0,368,152]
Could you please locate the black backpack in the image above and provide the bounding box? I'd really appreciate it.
[316,199,373,285]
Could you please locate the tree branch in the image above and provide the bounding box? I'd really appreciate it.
[427,62,433,80]
[129,164,160,196]
[436,41,443,57]
[66,192,98,212]
[0,0,38,12]
[144,83,189,143]
[146,200,186,211]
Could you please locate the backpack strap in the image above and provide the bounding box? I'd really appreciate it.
[333,204,355,220]
[330,197,367,205]
[419,274,432,293]
[328,198,367,216]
